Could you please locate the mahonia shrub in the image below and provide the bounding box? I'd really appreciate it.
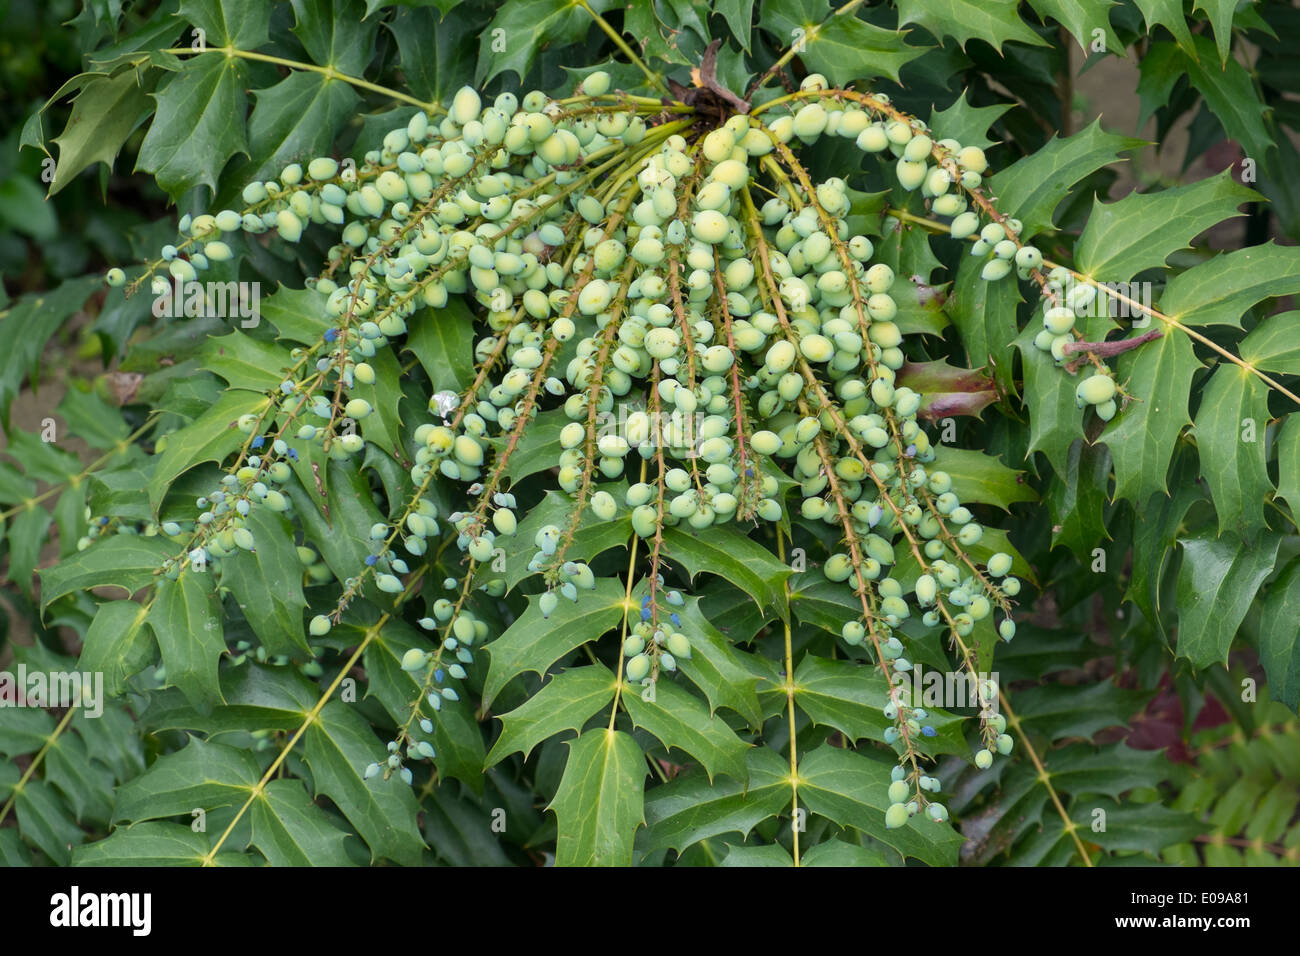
[3,0,1300,867]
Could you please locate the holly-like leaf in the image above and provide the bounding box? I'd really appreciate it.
[1013,324,1085,476]
[945,251,1022,393]
[301,699,426,865]
[77,600,155,697]
[260,286,332,346]
[929,90,1012,152]
[791,655,967,755]
[797,744,964,866]
[1100,328,1198,504]
[623,678,750,783]
[47,69,154,196]
[663,524,793,618]
[1175,531,1280,669]
[639,747,788,855]
[895,0,1046,51]
[350,346,405,462]
[1132,0,1196,59]
[676,597,765,725]
[1137,37,1273,165]
[137,55,250,199]
[74,822,251,866]
[548,728,646,866]
[1044,438,1111,559]
[1259,558,1300,712]
[1238,311,1300,375]
[148,388,270,512]
[40,535,174,611]
[222,72,359,193]
[488,488,631,592]
[1011,680,1151,739]
[249,778,355,867]
[1158,243,1300,329]
[476,0,614,86]
[149,570,227,712]
[486,664,617,766]
[1193,0,1238,67]
[930,445,1037,511]
[1192,363,1270,537]
[404,300,478,395]
[761,0,925,84]
[1276,415,1300,519]
[1075,170,1259,284]
[1025,0,1121,55]
[113,737,259,823]
[219,507,310,656]
[482,579,625,707]
[988,120,1146,239]
[201,330,292,392]
[180,0,272,48]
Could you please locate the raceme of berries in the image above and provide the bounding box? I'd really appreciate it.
[103,70,1044,830]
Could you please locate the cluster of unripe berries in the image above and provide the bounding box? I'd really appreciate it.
[107,69,1041,805]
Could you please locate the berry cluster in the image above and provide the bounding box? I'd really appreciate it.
[110,68,1045,825]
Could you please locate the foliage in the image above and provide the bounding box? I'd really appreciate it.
[2,0,1299,868]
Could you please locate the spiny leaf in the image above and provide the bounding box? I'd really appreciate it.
[988,119,1146,239]
[73,821,252,866]
[1136,37,1273,165]
[761,0,925,84]
[623,677,750,783]
[639,747,788,856]
[789,655,966,756]
[249,778,355,867]
[1192,363,1270,537]
[1238,311,1300,375]
[1100,329,1198,504]
[1010,680,1152,739]
[301,699,426,865]
[930,444,1037,511]
[1159,243,1300,329]
[47,69,154,196]
[113,737,258,823]
[149,570,227,712]
[39,535,174,611]
[179,0,272,48]
[662,523,793,618]
[1132,0,1196,59]
[1176,531,1281,669]
[928,90,1012,152]
[548,728,646,866]
[796,744,965,866]
[201,329,293,392]
[404,300,478,394]
[1075,170,1260,284]
[946,248,1022,393]
[77,600,155,697]
[482,579,626,707]
[137,55,250,199]
[219,506,310,657]
[1013,324,1086,476]
[486,664,617,766]
[148,388,270,512]
[1257,559,1300,712]
[1025,0,1122,55]
[894,0,1047,52]
[476,0,614,87]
